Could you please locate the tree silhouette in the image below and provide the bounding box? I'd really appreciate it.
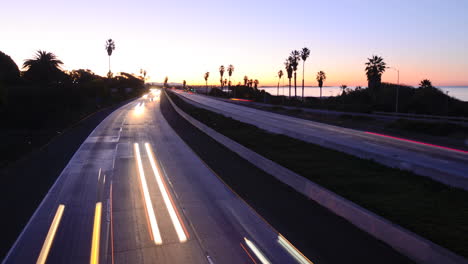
[219,65,225,90]
[164,76,168,87]
[419,79,433,89]
[290,50,301,98]
[365,55,386,97]
[204,72,210,95]
[340,84,348,95]
[23,50,64,85]
[227,64,234,94]
[301,47,310,101]
[0,51,20,84]
[254,79,259,89]
[183,80,187,89]
[285,58,293,98]
[277,70,283,96]
[316,71,326,99]
[105,39,116,76]
[244,75,248,86]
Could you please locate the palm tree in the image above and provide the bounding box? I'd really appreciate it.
[227,64,234,93]
[290,50,301,98]
[254,79,259,89]
[23,50,64,85]
[204,72,210,95]
[244,75,248,86]
[105,39,116,76]
[285,58,293,98]
[300,47,310,101]
[277,70,283,96]
[249,79,253,88]
[419,79,433,88]
[316,71,326,99]
[365,55,386,98]
[183,80,187,89]
[219,65,225,90]
[164,76,168,88]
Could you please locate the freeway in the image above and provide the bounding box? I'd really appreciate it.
[3,90,310,264]
[174,91,468,190]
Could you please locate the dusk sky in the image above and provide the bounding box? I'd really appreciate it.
[2,0,467,86]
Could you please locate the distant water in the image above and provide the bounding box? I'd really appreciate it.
[259,86,468,102]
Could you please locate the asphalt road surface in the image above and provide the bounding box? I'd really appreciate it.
[174,91,468,190]
[3,90,311,264]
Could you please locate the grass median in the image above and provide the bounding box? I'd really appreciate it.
[167,91,468,259]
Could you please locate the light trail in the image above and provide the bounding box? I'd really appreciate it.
[145,143,188,243]
[244,237,270,264]
[277,235,312,264]
[36,204,65,264]
[365,131,468,154]
[134,143,162,245]
[90,202,102,264]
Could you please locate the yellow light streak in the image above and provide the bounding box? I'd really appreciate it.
[90,202,102,264]
[36,204,65,264]
[134,143,162,244]
[145,143,187,243]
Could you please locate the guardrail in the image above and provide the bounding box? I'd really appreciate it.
[374,111,468,122]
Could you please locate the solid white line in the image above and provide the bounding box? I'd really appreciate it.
[145,143,187,242]
[244,237,271,264]
[278,235,311,264]
[36,204,65,264]
[134,143,162,244]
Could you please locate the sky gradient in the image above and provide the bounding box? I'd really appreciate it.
[2,0,467,86]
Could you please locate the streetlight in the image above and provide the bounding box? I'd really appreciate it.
[387,66,400,113]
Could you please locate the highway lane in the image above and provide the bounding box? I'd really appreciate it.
[174,91,468,189]
[3,90,309,264]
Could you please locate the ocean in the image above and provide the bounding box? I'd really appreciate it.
[259,86,468,102]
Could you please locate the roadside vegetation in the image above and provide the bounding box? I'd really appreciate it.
[0,49,146,167]
[167,90,468,258]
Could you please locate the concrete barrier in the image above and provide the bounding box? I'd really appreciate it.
[165,90,468,264]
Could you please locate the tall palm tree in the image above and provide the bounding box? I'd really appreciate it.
[277,70,283,96]
[316,71,326,99]
[290,50,301,98]
[254,79,259,89]
[285,58,293,98]
[164,76,168,88]
[300,47,310,101]
[23,50,64,85]
[243,75,248,86]
[227,64,234,93]
[219,65,225,90]
[204,72,210,95]
[183,80,187,89]
[105,39,116,76]
[365,55,386,98]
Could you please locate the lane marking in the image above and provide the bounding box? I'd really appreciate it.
[278,235,312,264]
[244,237,270,264]
[97,168,102,182]
[37,204,65,264]
[90,202,102,264]
[365,131,468,154]
[145,143,188,243]
[240,243,258,264]
[134,143,162,244]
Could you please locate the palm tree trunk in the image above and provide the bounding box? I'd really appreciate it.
[288,78,291,98]
[206,81,208,95]
[108,56,111,74]
[302,62,305,101]
[277,79,279,96]
[294,72,297,98]
[320,86,322,99]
